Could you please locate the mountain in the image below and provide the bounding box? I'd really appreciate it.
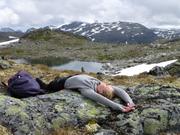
[58,21,157,44]
[26,27,37,33]
[44,25,59,30]
[152,28,180,40]
[0,27,24,42]
[0,27,15,32]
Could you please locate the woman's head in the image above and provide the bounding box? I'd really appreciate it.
[96,82,114,99]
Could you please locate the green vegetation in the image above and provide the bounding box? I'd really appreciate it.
[28,56,71,66]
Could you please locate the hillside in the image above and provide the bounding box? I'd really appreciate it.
[0,30,179,72]
[0,28,90,60]
[0,31,23,42]
[22,28,88,44]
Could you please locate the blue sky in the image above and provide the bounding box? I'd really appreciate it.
[0,0,180,30]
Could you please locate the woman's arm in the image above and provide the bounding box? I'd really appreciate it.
[79,88,125,111]
[112,86,135,105]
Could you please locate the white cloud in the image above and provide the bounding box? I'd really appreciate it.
[0,0,6,7]
[0,0,180,30]
[0,7,19,25]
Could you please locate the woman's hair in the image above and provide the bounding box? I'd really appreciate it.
[102,89,114,99]
[96,82,114,99]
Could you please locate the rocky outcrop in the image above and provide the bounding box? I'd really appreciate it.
[0,57,11,69]
[0,89,110,135]
[148,66,169,76]
[0,84,179,135]
[107,85,180,135]
[165,61,180,77]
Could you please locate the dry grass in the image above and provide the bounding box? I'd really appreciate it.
[51,127,88,135]
[0,62,179,89]
[0,62,81,85]
[110,73,180,88]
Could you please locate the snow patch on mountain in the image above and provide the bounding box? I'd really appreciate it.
[9,36,17,39]
[152,28,180,40]
[59,21,157,44]
[0,38,19,46]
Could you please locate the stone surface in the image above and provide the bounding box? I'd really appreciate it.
[0,89,110,135]
[148,66,169,76]
[0,85,179,135]
[165,61,180,77]
[0,58,11,69]
[106,85,180,135]
[94,129,118,135]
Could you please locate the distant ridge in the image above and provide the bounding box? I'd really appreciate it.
[2,23,180,44]
[152,28,180,40]
[0,27,23,42]
[58,21,157,44]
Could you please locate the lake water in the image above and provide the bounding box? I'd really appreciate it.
[12,58,105,73]
[52,61,104,73]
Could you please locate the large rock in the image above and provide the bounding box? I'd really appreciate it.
[148,66,169,76]
[0,57,11,69]
[165,61,180,77]
[0,85,179,135]
[0,90,110,135]
[108,85,180,135]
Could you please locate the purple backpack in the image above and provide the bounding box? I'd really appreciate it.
[7,71,45,98]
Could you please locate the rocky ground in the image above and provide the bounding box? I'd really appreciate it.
[0,80,179,135]
[0,38,179,66]
[0,57,179,135]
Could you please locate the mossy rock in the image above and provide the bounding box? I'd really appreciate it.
[0,85,179,135]
[0,59,11,69]
[165,61,180,77]
[141,108,168,135]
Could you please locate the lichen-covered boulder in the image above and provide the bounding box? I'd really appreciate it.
[0,90,110,135]
[0,85,179,135]
[105,85,180,135]
[165,61,180,77]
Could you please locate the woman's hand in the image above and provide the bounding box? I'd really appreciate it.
[122,103,135,113]
[127,103,136,108]
[122,106,134,112]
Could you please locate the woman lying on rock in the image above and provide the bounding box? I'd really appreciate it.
[37,74,135,113]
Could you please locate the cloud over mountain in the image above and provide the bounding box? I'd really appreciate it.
[0,0,180,30]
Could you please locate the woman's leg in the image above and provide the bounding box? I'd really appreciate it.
[36,77,66,93]
[36,78,48,90]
